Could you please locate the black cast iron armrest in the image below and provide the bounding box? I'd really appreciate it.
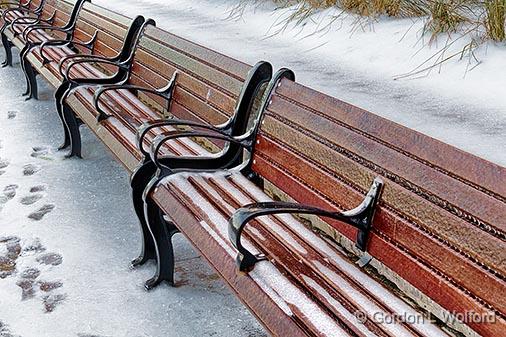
[228,177,384,273]
[39,31,97,65]
[11,11,55,36]
[64,58,128,84]
[135,118,228,158]
[1,7,31,26]
[149,130,253,172]
[59,54,119,78]
[10,16,38,35]
[93,71,178,122]
[23,23,70,42]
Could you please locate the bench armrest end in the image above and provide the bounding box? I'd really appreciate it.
[228,177,384,272]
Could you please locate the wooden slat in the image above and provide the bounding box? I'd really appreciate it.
[247,78,506,337]
[277,79,506,199]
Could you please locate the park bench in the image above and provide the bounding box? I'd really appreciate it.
[54,11,273,269]
[1,0,171,160]
[2,0,89,80]
[2,0,274,277]
[140,74,505,337]
[1,0,132,100]
[1,0,49,66]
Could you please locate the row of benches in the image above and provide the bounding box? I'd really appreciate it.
[1,1,504,336]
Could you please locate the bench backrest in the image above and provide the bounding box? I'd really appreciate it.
[130,25,257,127]
[41,1,270,138]
[37,0,131,58]
[4,0,43,11]
[252,78,506,337]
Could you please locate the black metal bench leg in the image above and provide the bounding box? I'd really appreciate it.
[20,44,39,100]
[1,32,13,67]
[61,101,82,158]
[23,59,38,100]
[54,82,72,150]
[20,45,31,96]
[143,194,178,290]
[130,161,157,268]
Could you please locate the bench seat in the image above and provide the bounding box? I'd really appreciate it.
[151,170,449,337]
[70,84,210,167]
[142,71,505,337]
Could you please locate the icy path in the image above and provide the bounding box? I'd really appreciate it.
[95,0,505,166]
[0,56,265,336]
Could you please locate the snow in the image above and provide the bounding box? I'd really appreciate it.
[94,0,505,166]
[0,0,502,335]
[0,63,265,337]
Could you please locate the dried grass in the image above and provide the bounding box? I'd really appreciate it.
[484,0,506,41]
[232,0,504,74]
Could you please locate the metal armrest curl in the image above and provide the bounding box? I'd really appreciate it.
[136,118,229,159]
[39,30,97,65]
[149,130,253,173]
[58,54,119,78]
[23,24,69,42]
[64,57,128,84]
[93,71,178,123]
[11,10,55,36]
[228,177,384,273]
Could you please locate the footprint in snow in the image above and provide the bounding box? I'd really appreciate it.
[7,111,17,119]
[20,193,43,205]
[22,164,41,176]
[16,278,36,300]
[0,158,8,169]
[22,238,46,253]
[39,280,63,292]
[2,237,66,311]
[30,185,46,193]
[31,146,52,159]
[0,237,21,279]
[43,293,67,313]
[0,320,20,337]
[28,204,55,221]
[2,185,18,202]
[36,252,63,266]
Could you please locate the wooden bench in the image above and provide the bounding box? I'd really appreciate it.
[1,0,171,155]
[2,0,94,99]
[1,0,141,101]
[53,12,273,271]
[1,0,49,66]
[139,74,505,337]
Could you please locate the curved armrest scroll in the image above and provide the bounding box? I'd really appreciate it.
[135,118,224,158]
[150,130,252,172]
[228,177,384,272]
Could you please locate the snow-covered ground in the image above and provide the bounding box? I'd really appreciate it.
[0,57,265,336]
[0,1,504,336]
[94,0,505,166]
